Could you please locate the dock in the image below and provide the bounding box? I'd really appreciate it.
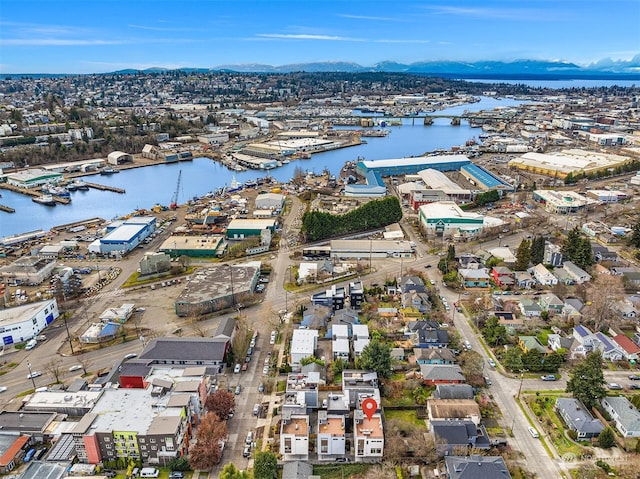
[0,204,15,213]
[85,182,126,193]
[51,217,105,232]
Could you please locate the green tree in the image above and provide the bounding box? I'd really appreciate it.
[220,463,249,479]
[356,338,392,379]
[515,239,531,271]
[522,349,544,372]
[253,451,278,479]
[503,347,524,372]
[447,244,456,262]
[561,227,594,269]
[530,235,545,265]
[598,428,615,449]
[475,189,500,206]
[566,352,606,409]
[481,316,508,346]
[629,219,640,248]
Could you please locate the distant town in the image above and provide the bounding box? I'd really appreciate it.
[1,72,640,479]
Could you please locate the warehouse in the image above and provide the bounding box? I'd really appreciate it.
[0,255,56,285]
[0,299,59,345]
[89,217,156,255]
[330,239,414,259]
[107,151,133,165]
[532,190,598,214]
[3,168,64,188]
[344,170,387,197]
[159,235,227,258]
[415,168,472,202]
[226,218,277,239]
[418,202,486,238]
[255,192,285,210]
[460,164,514,192]
[174,262,261,316]
[507,149,632,179]
[356,154,471,177]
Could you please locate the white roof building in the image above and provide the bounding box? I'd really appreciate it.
[290,329,319,370]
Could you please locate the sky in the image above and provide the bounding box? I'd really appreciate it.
[0,0,639,74]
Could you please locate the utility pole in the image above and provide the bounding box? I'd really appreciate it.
[27,361,37,389]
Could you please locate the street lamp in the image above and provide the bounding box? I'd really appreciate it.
[27,361,37,389]
[64,317,75,355]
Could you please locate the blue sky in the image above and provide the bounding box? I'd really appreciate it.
[1,0,638,73]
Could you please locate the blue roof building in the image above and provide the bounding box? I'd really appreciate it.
[460,164,514,192]
[356,154,471,177]
[344,170,387,197]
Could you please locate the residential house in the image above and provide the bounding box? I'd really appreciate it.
[593,332,625,361]
[352,324,370,358]
[612,335,640,361]
[332,324,350,361]
[487,247,517,267]
[555,398,604,438]
[514,271,536,289]
[571,325,594,358]
[284,372,321,410]
[457,253,484,270]
[622,271,640,287]
[317,411,346,460]
[444,455,512,479]
[518,298,542,317]
[433,384,475,400]
[561,261,592,285]
[290,329,319,371]
[311,285,346,311]
[547,334,574,354]
[430,420,491,456]
[538,293,564,315]
[413,348,456,365]
[406,321,449,348]
[419,364,465,386]
[544,242,563,267]
[493,311,525,332]
[601,396,640,437]
[491,266,515,288]
[280,412,310,461]
[614,300,638,319]
[398,276,427,294]
[348,281,365,310]
[427,399,481,425]
[530,264,558,286]
[592,245,618,263]
[342,370,380,410]
[553,267,576,286]
[518,336,547,354]
[353,410,384,462]
[458,268,491,289]
[0,435,30,474]
[402,290,432,313]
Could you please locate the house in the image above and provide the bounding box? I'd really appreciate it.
[514,271,536,289]
[445,455,512,479]
[487,247,517,266]
[352,324,370,358]
[530,264,558,286]
[458,268,491,289]
[406,321,449,348]
[593,332,625,361]
[622,271,640,287]
[614,300,638,319]
[413,348,456,365]
[561,261,592,285]
[398,275,427,294]
[427,399,481,425]
[280,412,310,460]
[430,420,491,456]
[311,285,346,311]
[290,329,319,371]
[544,242,563,267]
[562,303,582,322]
[282,461,314,479]
[353,410,384,462]
[518,298,542,317]
[419,364,465,386]
[457,253,484,270]
[612,334,640,361]
[433,384,475,400]
[538,293,564,315]
[555,398,604,438]
[553,267,576,285]
[547,334,574,353]
[592,245,618,263]
[518,336,547,354]
[348,281,365,310]
[491,266,515,288]
[494,311,525,332]
[601,396,640,437]
[401,291,432,313]
[317,412,346,460]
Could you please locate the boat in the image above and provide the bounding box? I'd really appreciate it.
[69,179,89,191]
[100,166,120,175]
[32,194,56,206]
[41,184,71,198]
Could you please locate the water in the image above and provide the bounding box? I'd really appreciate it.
[0,97,525,237]
[462,78,638,89]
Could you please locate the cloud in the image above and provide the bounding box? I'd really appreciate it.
[423,5,559,21]
[338,14,404,22]
[128,24,205,33]
[0,39,125,46]
[256,33,364,41]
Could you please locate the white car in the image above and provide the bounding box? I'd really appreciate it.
[0,386,7,393]
[528,426,539,438]
[69,365,83,372]
[262,365,270,375]
[27,371,42,379]
[124,353,138,360]
[270,331,276,345]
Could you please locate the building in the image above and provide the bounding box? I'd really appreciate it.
[560,261,592,284]
[508,149,633,179]
[418,202,486,238]
[530,264,558,286]
[158,236,227,258]
[0,255,56,285]
[356,154,471,177]
[311,285,346,310]
[139,252,172,275]
[22,390,103,416]
[419,364,465,386]
[290,329,319,371]
[555,398,604,439]
[280,412,309,461]
[344,170,387,197]
[174,262,260,317]
[330,239,413,260]
[88,217,156,255]
[317,411,346,460]
[352,324,370,357]
[107,151,133,165]
[354,410,384,462]
[0,435,30,474]
[414,168,472,202]
[4,168,63,188]
[430,420,491,456]
[255,192,285,210]
[460,163,514,191]
[226,218,277,239]
[445,455,512,479]
[601,396,640,437]
[0,299,59,345]
[532,190,598,214]
[544,242,563,267]
[427,399,481,425]
[348,281,364,310]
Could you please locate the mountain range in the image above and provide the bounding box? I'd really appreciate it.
[112,56,640,78]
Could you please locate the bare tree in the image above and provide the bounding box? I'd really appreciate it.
[231,315,251,363]
[44,358,64,383]
[584,275,624,331]
[77,354,93,375]
[189,320,209,337]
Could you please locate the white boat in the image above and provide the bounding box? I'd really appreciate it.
[32,194,56,206]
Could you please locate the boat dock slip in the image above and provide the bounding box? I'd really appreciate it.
[85,182,126,193]
[0,204,15,213]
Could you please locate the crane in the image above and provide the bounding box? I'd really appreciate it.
[169,170,182,210]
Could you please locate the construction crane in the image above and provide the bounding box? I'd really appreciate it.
[169,170,182,210]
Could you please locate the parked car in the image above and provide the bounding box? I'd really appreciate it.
[169,472,184,479]
[233,363,241,374]
[630,384,640,390]
[27,371,42,379]
[124,353,137,360]
[258,383,265,393]
[488,358,496,368]
[241,363,248,372]
[263,365,270,375]
[270,330,276,345]
[235,385,242,395]
[103,471,117,478]
[541,375,556,381]
[608,383,623,390]
[243,445,251,457]
[0,387,7,393]
[629,375,640,380]
[528,426,539,438]
[69,365,83,372]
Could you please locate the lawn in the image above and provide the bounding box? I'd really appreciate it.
[526,394,593,457]
[385,409,427,428]
[313,464,371,478]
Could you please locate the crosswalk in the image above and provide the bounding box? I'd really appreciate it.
[82,289,124,301]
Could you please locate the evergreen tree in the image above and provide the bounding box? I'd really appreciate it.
[530,236,545,265]
[629,219,640,248]
[566,352,606,409]
[447,244,456,262]
[356,338,392,379]
[598,428,615,449]
[253,452,278,479]
[515,239,531,271]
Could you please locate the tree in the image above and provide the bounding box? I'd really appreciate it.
[230,316,251,364]
[220,463,249,479]
[205,389,235,421]
[530,235,545,265]
[189,413,227,470]
[447,244,456,262]
[253,451,278,479]
[44,358,64,383]
[166,457,190,472]
[584,275,624,331]
[503,347,524,373]
[515,239,531,271]
[482,316,508,346]
[357,338,392,379]
[561,227,594,270]
[629,219,640,248]
[598,428,615,449]
[77,354,93,375]
[566,352,606,409]
[457,350,484,386]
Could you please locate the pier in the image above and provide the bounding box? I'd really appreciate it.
[85,182,126,193]
[51,217,105,232]
[0,204,15,213]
